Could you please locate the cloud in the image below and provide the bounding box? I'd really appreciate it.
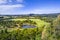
[0,4,24,8]
[0,0,24,4]
[0,0,24,8]
[0,4,24,11]
[0,0,7,4]
[17,0,24,3]
[25,9,60,14]
[0,0,24,15]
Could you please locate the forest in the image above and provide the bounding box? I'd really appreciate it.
[0,14,60,40]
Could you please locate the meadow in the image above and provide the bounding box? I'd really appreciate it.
[0,15,59,40]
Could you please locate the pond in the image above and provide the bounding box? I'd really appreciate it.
[22,25,36,28]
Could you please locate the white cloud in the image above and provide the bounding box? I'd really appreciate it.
[25,9,60,14]
[17,0,24,3]
[0,0,24,15]
[0,4,24,11]
[0,0,7,4]
[0,4,24,8]
[0,0,24,4]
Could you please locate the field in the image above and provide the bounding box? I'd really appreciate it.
[6,18,50,32]
[11,19,50,27]
[0,16,58,40]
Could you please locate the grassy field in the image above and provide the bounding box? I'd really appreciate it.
[4,18,50,32]
[10,19,50,27]
[0,18,51,40]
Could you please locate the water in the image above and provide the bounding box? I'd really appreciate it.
[22,25,36,28]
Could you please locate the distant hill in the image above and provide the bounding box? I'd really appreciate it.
[28,13,60,17]
[0,13,60,17]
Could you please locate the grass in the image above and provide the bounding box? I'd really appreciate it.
[5,18,50,32]
[10,18,50,27]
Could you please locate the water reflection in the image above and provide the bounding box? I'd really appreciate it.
[22,24,36,28]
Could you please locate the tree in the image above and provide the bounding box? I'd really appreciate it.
[53,15,60,40]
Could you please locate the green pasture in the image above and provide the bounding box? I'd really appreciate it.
[10,19,50,27]
[6,18,50,32]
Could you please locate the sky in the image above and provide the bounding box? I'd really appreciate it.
[0,0,60,15]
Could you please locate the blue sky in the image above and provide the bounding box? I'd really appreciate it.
[0,0,60,15]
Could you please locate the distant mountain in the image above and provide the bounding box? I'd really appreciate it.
[28,13,60,17]
[0,13,60,17]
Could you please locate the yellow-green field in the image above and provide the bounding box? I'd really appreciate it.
[5,18,50,32]
[10,19,50,27]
